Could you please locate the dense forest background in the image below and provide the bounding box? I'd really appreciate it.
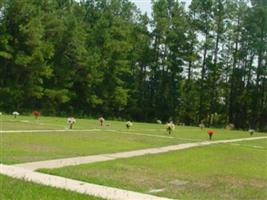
[0,0,266,130]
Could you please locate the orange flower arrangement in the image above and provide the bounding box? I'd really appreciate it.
[207,130,215,140]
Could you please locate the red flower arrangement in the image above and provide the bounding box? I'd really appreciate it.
[207,130,215,140]
[33,111,41,119]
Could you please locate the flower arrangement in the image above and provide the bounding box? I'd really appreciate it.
[166,122,175,135]
[67,117,76,129]
[226,123,235,130]
[249,129,255,136]
[126,121,133,129]
[156,120,162,124]
[99,117,105,126]
[12,111,20,118]
[199,123,205,130]
[33,111,41,119]
[207,130,215,140]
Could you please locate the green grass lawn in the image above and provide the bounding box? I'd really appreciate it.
[0,174,103,200]
[1,115,267,199]
[0,130,178,164]
[42,139,267,200]
[0,115,266,164]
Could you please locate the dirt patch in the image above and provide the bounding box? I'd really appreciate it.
[223,176,267,188]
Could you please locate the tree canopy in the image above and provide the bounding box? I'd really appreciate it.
[0,0,266,131]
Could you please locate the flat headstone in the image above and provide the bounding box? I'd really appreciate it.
[148,188,165,193]
[169,180,188,186]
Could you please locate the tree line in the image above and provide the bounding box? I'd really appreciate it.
[0,0,266,130]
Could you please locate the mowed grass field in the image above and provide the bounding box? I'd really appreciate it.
[0,175,103,200]
[0,114,265,164]
[42,139,267,200]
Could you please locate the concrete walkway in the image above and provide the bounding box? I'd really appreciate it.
[14,136,267,171]
[0,164,171,200]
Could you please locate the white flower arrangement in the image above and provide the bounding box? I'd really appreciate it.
[226,123,235,130]
[156,120,162,124]
[99,117,105,126]
[67,117,76,124]
[12,111,20,118]
[67,117,76,129]
[199,123,205,129]
[166,122,175,134]
[249,129,255,135]
[126,121,133,129]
